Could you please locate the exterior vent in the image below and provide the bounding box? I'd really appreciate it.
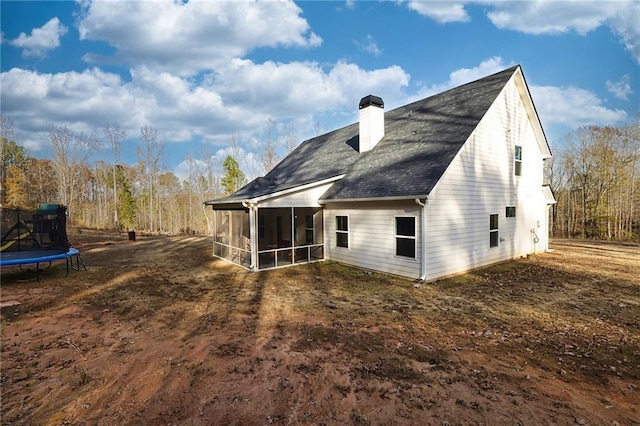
[358,94,384,153]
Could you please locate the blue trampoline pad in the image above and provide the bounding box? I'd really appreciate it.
[0,247,79,267]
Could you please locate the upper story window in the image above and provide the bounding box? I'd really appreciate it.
[506,206,516,218]
[395,217,416,259]
[336,216,348,248]
[515,145,522,176]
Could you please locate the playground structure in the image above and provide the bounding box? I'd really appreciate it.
[0,204,85,280]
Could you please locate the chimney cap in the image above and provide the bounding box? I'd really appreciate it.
[359,95,384,109]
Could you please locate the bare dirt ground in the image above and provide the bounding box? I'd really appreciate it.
[1,231,638,425]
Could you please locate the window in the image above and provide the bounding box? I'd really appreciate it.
[506,206,516,218]
[395,217,416,258]
[514,145,522,176]
[305,215,314,244]
[336,216,348,248]
[490,214,499,248]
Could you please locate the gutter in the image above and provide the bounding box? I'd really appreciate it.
[320,194,429,204]
[414,198,428,281]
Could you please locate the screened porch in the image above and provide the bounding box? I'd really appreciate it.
[212,207,324,271]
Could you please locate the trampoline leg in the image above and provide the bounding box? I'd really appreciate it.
[78,253,87,271]
[36,262,40,282]
[72,253,82,271]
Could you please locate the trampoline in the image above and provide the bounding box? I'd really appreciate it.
[1,204,85,280]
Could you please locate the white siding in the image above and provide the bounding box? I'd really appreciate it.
[260,182,335,208]
[324,202,422,279]
[359,105,385,152]
[424,75,549,280]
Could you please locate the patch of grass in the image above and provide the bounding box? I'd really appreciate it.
[350,409,370,425]
[355,357,426,383]
[73,366,92,386]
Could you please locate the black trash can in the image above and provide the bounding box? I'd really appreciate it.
[128,231,136,241]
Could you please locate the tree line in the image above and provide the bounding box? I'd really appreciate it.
[0,116,290,235]
[546,117,639,242]
[2,114,638,241]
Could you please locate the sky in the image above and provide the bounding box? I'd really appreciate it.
[1,0,639,180]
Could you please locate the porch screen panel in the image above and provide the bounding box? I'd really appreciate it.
[310,245,323,261]
[294,207,316,246]
[230,210,250,250]
[214,210,229,245]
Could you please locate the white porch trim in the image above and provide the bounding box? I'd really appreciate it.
[249,175,345,204]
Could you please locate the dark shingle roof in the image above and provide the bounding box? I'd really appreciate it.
[322,66,518,200]
[207,123,362,204]
[206,66,518,205]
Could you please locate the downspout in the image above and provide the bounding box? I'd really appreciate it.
[242,201,258,271]
[414,198,427,281]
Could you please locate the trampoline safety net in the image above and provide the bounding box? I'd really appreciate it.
[1,204,70,254]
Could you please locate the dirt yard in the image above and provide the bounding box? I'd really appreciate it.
[1,231,638,425]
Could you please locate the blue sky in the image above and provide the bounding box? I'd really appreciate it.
[1,0,638,180]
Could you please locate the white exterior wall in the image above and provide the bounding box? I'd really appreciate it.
[359,106,385,152]
[423,75,549,281]
[324,202,423,279]
[260,182,335,208]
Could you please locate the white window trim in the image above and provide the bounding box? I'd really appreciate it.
[395,216,417,260]
[515,145,523,176]
[490,213,499,248]
[335,215,349,249]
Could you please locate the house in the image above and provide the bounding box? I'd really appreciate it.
[204,65,556,281]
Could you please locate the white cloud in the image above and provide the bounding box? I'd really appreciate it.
[406,1,471,23]
[486,1,621,35]
[606,75,633,100]
[0,59,410,153]
[356,35,382,56]
[445,56,512,87]
[9,17,68,58]
[212,59,409,116]
[608,2,640,63]
[485,1,639,62]
[407,56,627,133]
[77,0,322,76]
[402,1,640,63]
[413,56,513,99]
[530,85,627,128]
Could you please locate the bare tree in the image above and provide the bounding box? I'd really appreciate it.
[0,114,15,142]
[137,125,164,232]
[1,116,25,206]
[104,122,127,230]
[551,118,640,241]
[259,118,281,174]
[544,156,565,237]
[48,125,99,221]
[281,121,299,154]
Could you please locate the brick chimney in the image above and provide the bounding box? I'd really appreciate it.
[358,95,384,153]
